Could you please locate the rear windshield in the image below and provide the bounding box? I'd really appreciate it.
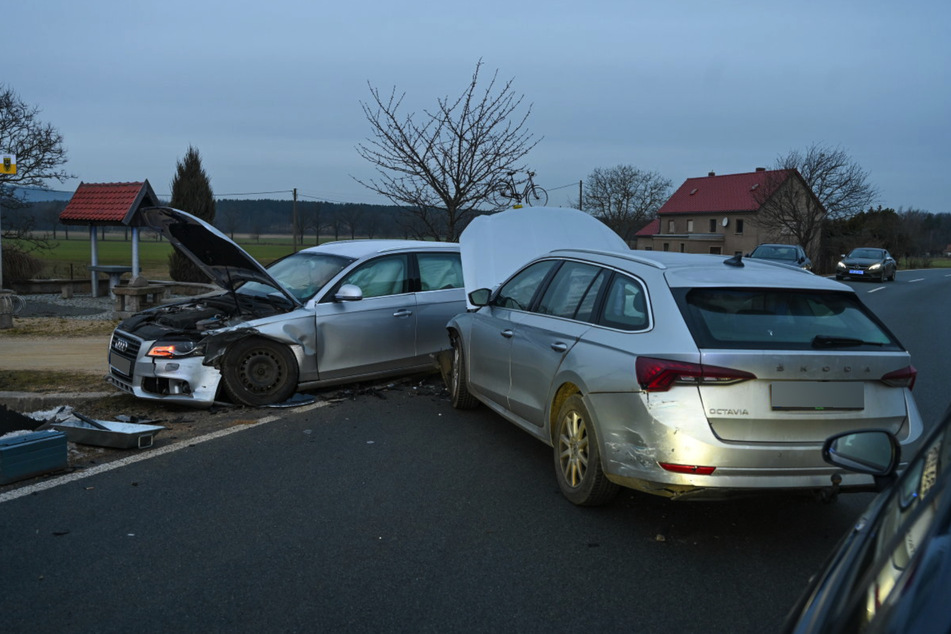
[673,288,903,350]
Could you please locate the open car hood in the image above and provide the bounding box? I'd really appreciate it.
[134,206,301,307]
[459,206,628,306]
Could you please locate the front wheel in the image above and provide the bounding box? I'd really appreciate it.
[221,337,299,406]
[449,336,479,410]
[553,395,618,506]
[526,185,548,206]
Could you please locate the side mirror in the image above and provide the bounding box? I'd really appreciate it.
[468,288,491,307]
[334,284,363,302]
[822,430,900,477]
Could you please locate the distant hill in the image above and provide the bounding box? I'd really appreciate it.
[11,186,74,202]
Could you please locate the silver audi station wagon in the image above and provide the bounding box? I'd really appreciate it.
[108,207,465,407]
[447,208,923,506]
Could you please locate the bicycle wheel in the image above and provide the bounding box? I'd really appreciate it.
[526,185,548,206]
[489,182,513,207]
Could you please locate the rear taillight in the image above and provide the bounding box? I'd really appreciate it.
[635,357,756,392]
[881,365,917,390]
[659,463,716,475]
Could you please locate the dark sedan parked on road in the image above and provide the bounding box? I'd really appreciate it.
[747,243,813,270]
[835,248,897,282]
[784,402,951,633]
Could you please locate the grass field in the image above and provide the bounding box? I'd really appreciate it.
[17,233,308,280]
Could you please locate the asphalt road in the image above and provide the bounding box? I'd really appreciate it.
[1,268,948,633]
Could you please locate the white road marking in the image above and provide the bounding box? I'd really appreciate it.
[0,401,330,504]
[868,287,886,293]
[909,278,925,283]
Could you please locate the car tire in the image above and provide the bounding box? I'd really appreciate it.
[221,337,299,407]
[888,269,896,282]
[553,395,618,506]
[449,336,480,410]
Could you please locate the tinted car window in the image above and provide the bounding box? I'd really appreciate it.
[536,261,601,319]
[675,288,901,350]
[574,269,608,323]
[418,252,463,291]
[599,274,649,331]
[493,260,559,311]
[339,254,410,298]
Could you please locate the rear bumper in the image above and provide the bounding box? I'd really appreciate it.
[586,390,923,499]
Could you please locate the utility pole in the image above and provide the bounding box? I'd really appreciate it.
[578,180,583,209]
[292,188,298,253]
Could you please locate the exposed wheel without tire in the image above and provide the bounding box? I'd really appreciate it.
[553,395,618,506]
[449,336,479,410]
[221,337,299,406]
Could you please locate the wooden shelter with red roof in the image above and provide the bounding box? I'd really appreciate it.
[634,168,822,256]
[59,181,161,297]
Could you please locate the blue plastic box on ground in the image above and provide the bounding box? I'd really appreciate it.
[0,430,68,485]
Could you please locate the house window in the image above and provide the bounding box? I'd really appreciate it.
[709,219,716,232]
[736,219,744,234]
[680,243,685,253]
[663,243,670,252]
[687,219,694,233]
[710,246,722,255]
[667,220,675,233]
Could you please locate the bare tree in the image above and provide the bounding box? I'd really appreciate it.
[0,86,72,245]
[356,60,540,241]
[755,143,877,259]
[580,165,671,244]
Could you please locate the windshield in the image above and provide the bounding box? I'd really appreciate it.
[238,251,354,302]
[750,245,798,261]
[674,288,901,350]
[848,248,883,259]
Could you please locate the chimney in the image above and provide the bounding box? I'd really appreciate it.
[708,171,716,177]
[755,167,766,172]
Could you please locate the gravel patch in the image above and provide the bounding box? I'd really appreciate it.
[16,293,115,320]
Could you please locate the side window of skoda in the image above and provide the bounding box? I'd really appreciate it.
[338,255,410,298]
[600,274,650,331]
[493,260,558,311]
[536,261,603,320]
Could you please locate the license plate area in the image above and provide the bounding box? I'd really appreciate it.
[849,269,863,275]
[771,381,863,411]
[110,352,133,377]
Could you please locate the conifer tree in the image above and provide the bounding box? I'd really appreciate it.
[168,146,216,282]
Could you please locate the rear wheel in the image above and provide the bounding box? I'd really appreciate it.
[449,336,479,409]
[553,395,618,506]
[221,337,299,406]
[526,185,548,206]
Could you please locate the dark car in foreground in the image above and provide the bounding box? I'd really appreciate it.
[835,248,897,282]
[747,243,813,270]
[447,208,923,506]
[784,403,951,633]
[108,207,465,407]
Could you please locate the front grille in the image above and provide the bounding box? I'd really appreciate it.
[109,330,142,381]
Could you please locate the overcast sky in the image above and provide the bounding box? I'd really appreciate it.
[7,0,949,212]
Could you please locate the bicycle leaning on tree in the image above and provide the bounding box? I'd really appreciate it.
[489,170,548,207]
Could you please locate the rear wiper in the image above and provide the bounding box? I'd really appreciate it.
[812,335,885,348]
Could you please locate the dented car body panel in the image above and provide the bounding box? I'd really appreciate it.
[108,207,465,407]
[446,209,924,504]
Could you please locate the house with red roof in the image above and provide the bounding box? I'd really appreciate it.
[59,181,161,296]
[634,168,820,256]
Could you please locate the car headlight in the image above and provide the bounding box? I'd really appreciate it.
[836,261,846,269]
[869,263,881,271]
[147,340,202,358]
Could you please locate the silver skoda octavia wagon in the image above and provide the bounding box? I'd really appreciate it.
[447,209,923,506]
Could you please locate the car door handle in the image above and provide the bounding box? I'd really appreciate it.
[550,342,568,353]
[500,329,514,338]
[393,309,413,318]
